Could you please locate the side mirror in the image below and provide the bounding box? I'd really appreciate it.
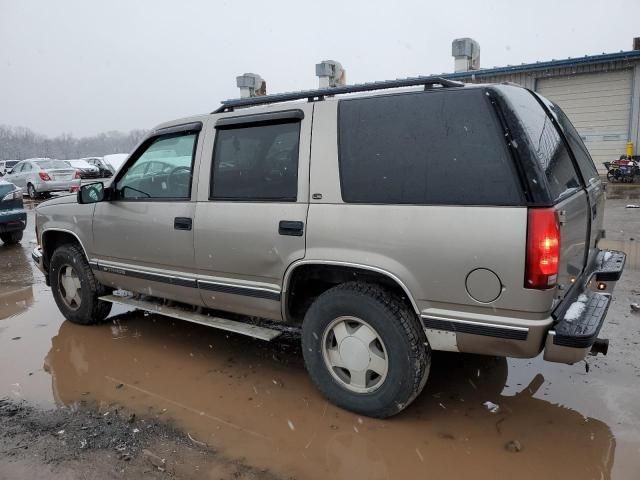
[78,182,106,204]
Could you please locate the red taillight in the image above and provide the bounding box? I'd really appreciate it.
[525,208,560,289]
[39,171,51,181]
[74,170,81,179]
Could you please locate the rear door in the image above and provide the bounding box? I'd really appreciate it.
[193,106,312,321]
[502,87,589,300]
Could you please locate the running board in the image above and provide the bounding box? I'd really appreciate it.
[99,294,282,341]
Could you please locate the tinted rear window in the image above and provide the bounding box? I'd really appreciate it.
[500,87,581,201]
[338,89,522,205]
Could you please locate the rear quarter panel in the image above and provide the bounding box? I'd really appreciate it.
[306,100,555,321]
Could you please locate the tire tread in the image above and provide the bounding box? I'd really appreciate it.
[303,281,431,417]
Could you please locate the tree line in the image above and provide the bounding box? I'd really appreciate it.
[0,125,148,160]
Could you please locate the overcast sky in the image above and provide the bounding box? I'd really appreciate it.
[1,0,639,137]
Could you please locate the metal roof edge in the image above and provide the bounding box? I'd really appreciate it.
[441,50,640,79]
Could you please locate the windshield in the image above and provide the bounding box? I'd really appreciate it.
[34,160,72,170]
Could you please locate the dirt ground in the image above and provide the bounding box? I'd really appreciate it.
[1,186,640,479]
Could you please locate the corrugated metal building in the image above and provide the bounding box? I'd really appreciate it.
[442,41,640,171]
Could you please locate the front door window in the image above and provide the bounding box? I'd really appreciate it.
[116,133,197,200]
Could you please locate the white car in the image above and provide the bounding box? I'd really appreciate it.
[0,160,20,176]
[4,158,81,198]
[102,153,129,174]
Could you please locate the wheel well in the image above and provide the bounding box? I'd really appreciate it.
[285,264,416,324]
[42,231,84,274]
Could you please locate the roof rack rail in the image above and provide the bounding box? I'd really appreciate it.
[213,76,464,113]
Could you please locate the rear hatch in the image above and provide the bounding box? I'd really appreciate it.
[536,96,605,266]
[495,86,601,302]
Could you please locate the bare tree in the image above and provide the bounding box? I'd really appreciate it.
[0,125,148,160]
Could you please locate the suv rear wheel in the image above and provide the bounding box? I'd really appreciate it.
[0,231,23,245]
[302,282,430,418]
[50,244,111,325]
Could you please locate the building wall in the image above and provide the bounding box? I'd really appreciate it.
[454,59,640,170]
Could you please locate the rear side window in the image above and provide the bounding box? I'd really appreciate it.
[501,87,581,201]
[536,96,600,186]
[338,89,522,205]
[211,122,300,201]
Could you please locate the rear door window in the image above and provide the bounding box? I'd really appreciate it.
[211,122,300,201]
[337,89,522,205]
[499,87,582,201]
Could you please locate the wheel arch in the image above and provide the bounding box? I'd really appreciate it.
[282,260,420,323]
[41,229,90,276]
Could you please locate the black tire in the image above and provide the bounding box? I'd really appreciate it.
[0,230,23,245]
[49,243,112,325]
[302,282,430,418]
[27,183,37,199]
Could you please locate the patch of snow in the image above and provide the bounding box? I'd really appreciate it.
[483,401,500,413]
[565,295,589,322]
[603,252,612,262]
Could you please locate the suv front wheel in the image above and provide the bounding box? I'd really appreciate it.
[49,244,112,324]
[302,282,431,418]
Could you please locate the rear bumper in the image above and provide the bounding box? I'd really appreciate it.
[34,179,81,192]
[543,249,625,364]
[0,209,27,233]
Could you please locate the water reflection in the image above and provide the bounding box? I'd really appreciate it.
[44,313,616,480]
[0,285,34,321]
[0,242,35,320]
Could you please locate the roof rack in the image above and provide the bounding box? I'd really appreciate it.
[213,76,464,113]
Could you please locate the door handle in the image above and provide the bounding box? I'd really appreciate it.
[174,217,192,231]
[279,220,304,236]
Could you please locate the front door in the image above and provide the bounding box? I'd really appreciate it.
[194,106,312,321]
[92,123,204,305]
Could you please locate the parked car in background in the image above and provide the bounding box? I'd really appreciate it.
[0,179,26,244]
[64,159,101,179]
[0,160,20,177]
[4,158,81,199]
[102,153,129,175]
[81,157,113,178]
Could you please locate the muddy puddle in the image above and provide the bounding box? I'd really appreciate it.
[2,210,640,479]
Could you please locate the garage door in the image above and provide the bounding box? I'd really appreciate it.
[536,70,633,172]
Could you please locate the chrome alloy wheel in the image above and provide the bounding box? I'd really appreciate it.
[321,316,389,393]
[58,264,82,310]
